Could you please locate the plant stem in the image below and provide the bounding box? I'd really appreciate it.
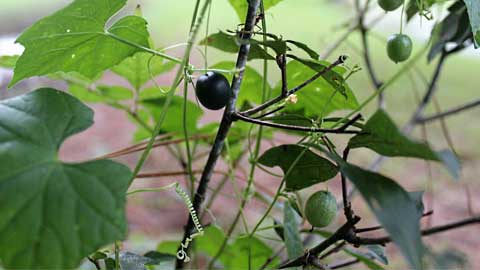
[240,56,346,116]
[416,98,480,123]
[176,0,262,268]
[129,0,212,187]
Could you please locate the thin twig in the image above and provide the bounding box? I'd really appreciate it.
[253,105,284,119]
[319,241,346,259]
[278,216,361,269]
[355,210,434,233]
[240,55,346,116]
[136,169,229,178]
[328,258,360,269]
[416,98,480,123]
[350,215,480,245]
[277,54,288,96]
[233,112,361,134]
[96,134,210,160]
[341,147,354,222]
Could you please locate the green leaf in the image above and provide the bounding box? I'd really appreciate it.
[0,55,19,69]
[228,0,285,21]
[112,52,176,90]
[141,94,203,134]
[283,201,303,265]
[258,144,338,191]
[428,2,472,61]
[286,40,319,60]
[289,55,351,97]
[436,150,461,180]
[366,245,389,265]
[196,225,227,258]
[349,110,461,179]
[463,0,480,47]
[344,248,385,270]
[338,162,424,270]
[427,248,469,269]
[0,88,131,269]
[224,236,275,269]
[199,31,274,60]
[10,0,150,86]
[348,110,438,160]
[211,61,269,106]
[68,84,133,103]
[409,191,425,215]
[273,59,358,117]
[156,241,179,255]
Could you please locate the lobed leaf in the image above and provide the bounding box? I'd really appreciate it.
[10,0,150,86]
[112,52,177,90]
[0,88,131,269]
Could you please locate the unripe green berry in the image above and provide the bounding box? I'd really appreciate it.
[386,34,413,63]
[378,0,404,11]
[304,190,337,228]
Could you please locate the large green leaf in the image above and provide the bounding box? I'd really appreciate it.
[258,144,338,191]
[463,0,480,47]
[199,31,274,60]
[273,60,358,117]
[348,110,438,160]
[112,52,176,90]
[0,88,131,269]
[339,162,424,270]
[211,61,268,106]
[10,0,149,86]
[228,0,285,21]
[283,201,303,267]
[349,110,461,179]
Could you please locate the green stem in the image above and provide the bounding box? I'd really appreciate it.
[183,76,196,196]
[129,0,213,186]
[249,147,308,236]
[107,33,184,64]
[330,42,429,129]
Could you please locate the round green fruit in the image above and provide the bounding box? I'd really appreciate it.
[304,190,337,228]
[378,0,403,11]
[195,72,231,110]
[386,34,413,63]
